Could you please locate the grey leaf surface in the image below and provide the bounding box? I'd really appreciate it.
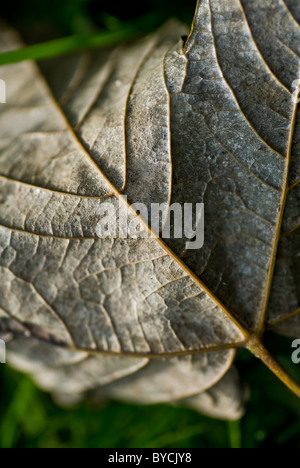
[182,367,247,421]
[0,0,299,418]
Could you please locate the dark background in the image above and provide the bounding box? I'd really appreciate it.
[0,0,300,448]
[0,0,196,42]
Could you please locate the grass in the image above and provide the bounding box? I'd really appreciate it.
[0,11,169,65]
[0,29,137,66]
[0,0,300,448]
[0,336,300,448]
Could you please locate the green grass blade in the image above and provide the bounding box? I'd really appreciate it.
[0,28,138,66]
[228,421,242,449]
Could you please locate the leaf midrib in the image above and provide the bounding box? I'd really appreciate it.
[257,83,300,335]
[0,8,299,363]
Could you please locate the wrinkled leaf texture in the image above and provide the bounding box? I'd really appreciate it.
[0,0,299,420]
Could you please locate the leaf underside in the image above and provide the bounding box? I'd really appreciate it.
[0,0,299,419]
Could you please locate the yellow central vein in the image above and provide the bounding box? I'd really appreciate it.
[257,83,300,335]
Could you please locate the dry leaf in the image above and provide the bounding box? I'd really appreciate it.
[0,0,299,420]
